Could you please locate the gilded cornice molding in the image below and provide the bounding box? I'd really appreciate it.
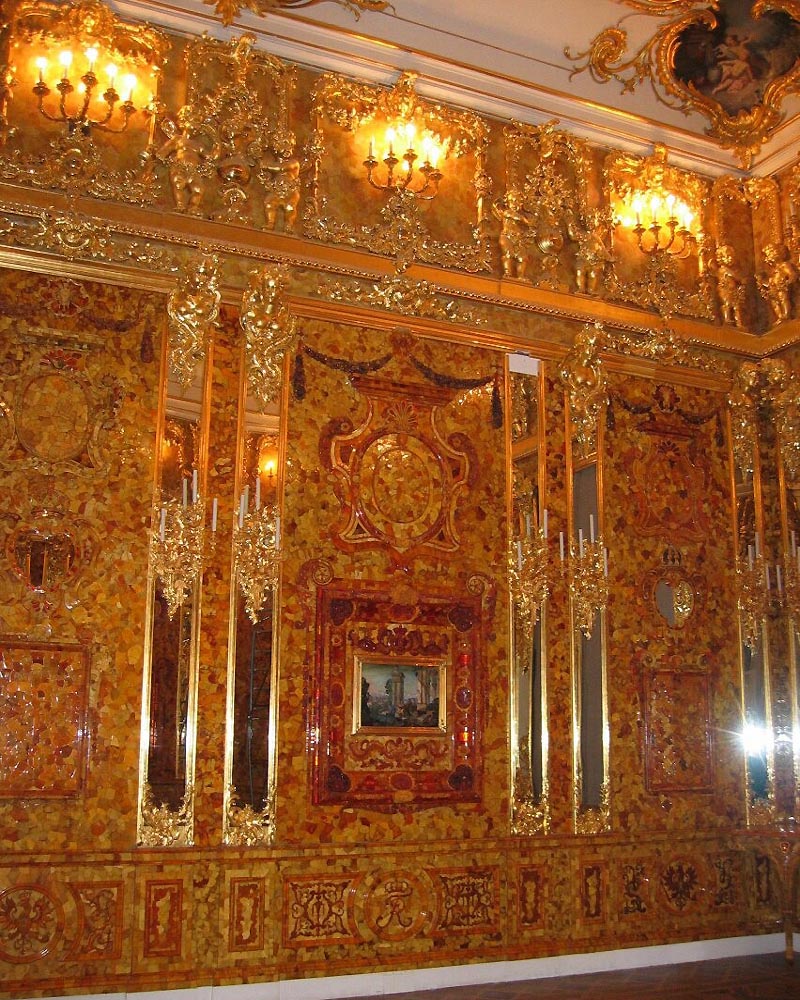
[0,186,796,363]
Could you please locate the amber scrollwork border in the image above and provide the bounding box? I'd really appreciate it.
[567,1,800,166]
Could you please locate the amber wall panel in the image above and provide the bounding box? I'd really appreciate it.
[603,372,744,832]
[276,321,510,844]
[0,269,163,852]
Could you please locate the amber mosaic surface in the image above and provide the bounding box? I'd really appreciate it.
[0,270,792,998]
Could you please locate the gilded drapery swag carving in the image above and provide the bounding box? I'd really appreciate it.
[566,1,800,166]
[304,71,491,273]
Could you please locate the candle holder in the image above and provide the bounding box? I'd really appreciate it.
[151,493,208,619]
[233,498,280,624]
[737,551,770,650]
[508,526,550,650]
[780,547,800,636]
[567,535,608,638]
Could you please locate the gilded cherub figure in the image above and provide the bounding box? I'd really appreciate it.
[493,190,534,279]
[157,111,212,216]
[758,243,796,323]
[713,244,746,328]
[260,151,302,233]
[567,208,614,296]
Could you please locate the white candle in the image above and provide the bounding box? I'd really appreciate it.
[255,475,261,512]
[748,545,754,571]
[243,485,249,511]
[182,477,188,508]
[525,514,531,538]
[159,507,166,542]
[776,564,783,594]
[516,540,523,570]
[589,514,595,544]
[579,528,585,558]
[275,515,281,549]
[211,497,218,532]
[192,469,198,503]
[559,531,565,562]
[543,508,548,539]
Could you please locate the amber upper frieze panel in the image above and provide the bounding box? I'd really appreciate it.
[303,71,491,274]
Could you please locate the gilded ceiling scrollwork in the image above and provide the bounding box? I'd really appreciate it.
[203,0,392,28]
[567,0,800,166]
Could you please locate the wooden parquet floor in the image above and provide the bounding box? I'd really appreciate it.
[371,954,800,1000]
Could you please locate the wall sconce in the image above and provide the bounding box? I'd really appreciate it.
[234,486,280,624]
[9,0,168,138]
[364,121,448,199]
[508,509,550,646]
[737,534,771,650]
[151,473,217,619]
[615,189,701,259]
[33,48,141,135]
[560,517,609,638]
[780,531,800,635]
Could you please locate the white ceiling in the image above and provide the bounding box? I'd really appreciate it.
[122,0,800,176]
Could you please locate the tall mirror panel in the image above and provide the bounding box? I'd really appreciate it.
[508,354,549,834]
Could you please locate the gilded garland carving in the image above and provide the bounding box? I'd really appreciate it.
[575,778,611,835]
[728,361,760,479]
[567,1,800,166]
[318,273,488,325]
[305,71,490,273]
[0,206,181,271]
[498,121,602,293]
[224,785,272,846]
[166,255,221,389]
[559,323,607,459]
